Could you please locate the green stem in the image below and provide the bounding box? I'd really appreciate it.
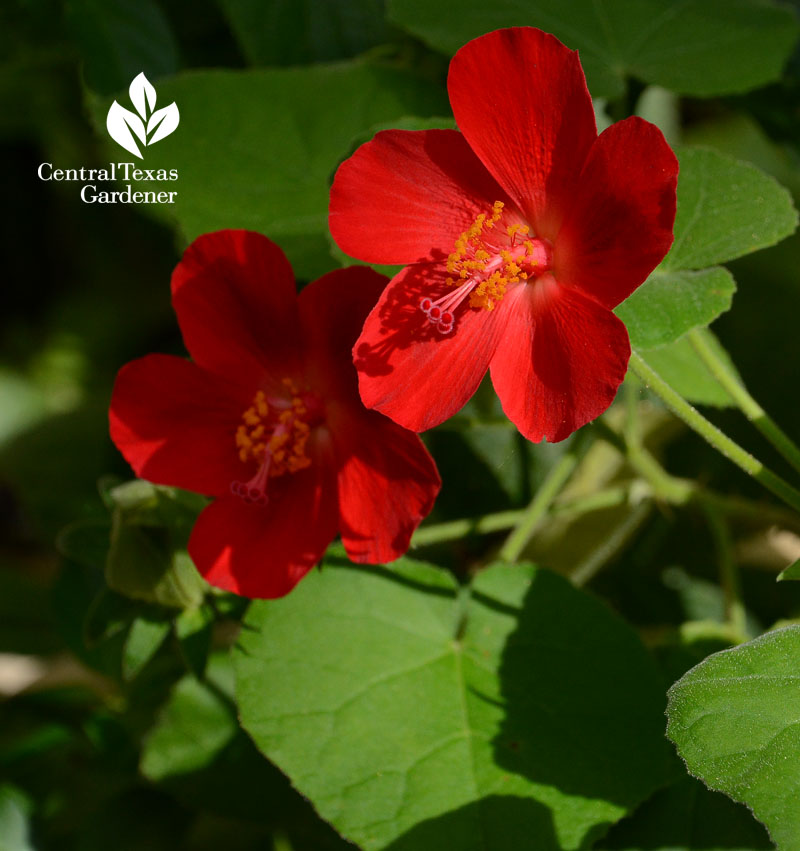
[595,419,800,530]
[411,509,525,547]
[571,500,653,587]
[498,432,590,563]
[688,328,800,476]
[411,488,637,548]
[629,351,800,514]
[703,503,748,639]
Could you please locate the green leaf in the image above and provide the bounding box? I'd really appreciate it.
[141,655,237,782]
[777,559,800,582]
[387,0,799,99]
[599,774,771,850]
[667,625,800,849]
[174,604,214,678]
[91,62,448,280]
[631,330,739,409]
[235,559,668,850]
[618,146,797,349]
[664,147,798,272]
[0,786,35,851]
[218,0,395,66]
[65,0,178,95]
[122,615,171,680]
[617,268,736,350]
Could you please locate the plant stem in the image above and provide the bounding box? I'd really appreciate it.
[703,503,748,639]
[498,432,590,563]
[595,417,800,530]
[411,510,525,546]
[688,328,800,476]
[571,500,653,587]
[629,351,800,514]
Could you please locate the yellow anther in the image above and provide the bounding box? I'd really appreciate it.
[235,382,315,478]
[255,391,269,417]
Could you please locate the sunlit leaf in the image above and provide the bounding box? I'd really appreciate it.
[664,147,798,272]
[123,615,171,680]
[667,626,800,849]
[777,559,800,582]
[236,559,668,850]
[617,268,735,351]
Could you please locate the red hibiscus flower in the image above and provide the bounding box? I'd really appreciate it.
[329,27,678,442]
[109,231,441,599]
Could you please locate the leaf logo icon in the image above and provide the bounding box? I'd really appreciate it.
[106,72,179,159]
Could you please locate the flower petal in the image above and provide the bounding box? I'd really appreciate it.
[329,129,515,265]
[189,456,338,599]
[554,117,679,309]
[297,265,389,402]
[298,265,441,561]
[171,230,303,386]
[448,27,597,241]
[490,276,631,443]
[332,410,441,563]
[353,263,509,432]
[109,354,250,496]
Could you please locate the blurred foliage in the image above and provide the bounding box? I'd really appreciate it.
[2,0,800,848]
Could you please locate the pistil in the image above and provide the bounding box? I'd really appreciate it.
[419,201,552,334]
[231,380,318,507]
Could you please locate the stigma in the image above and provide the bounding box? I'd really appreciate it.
[419,201,552,334]
[230,378,320,507]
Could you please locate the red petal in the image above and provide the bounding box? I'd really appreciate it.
[448,27,597,241]
[298,267,441,562]
[297,265,389,402]
[490,276,630,443]
[554,117,679,309]
[353,263,509,432]
[189,454,338,599]
[329,129,515,265]
[332,410,441,563]
[171,230,303,386]
[109,354,250,496]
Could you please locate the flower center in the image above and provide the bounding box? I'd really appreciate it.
[230,378,321,507]
[419,200,552,334]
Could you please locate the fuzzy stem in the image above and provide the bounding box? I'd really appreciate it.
[498,432,590,563]
[629,351,800,514]
[688,328,800,476]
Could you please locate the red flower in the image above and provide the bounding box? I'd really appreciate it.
[330,27,678,442]
[109,231,441,599]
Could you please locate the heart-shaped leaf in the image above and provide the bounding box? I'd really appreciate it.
[235,559,669,850]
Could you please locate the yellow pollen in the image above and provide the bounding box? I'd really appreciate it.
[235,383,314,478]
[443,200,522,312]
